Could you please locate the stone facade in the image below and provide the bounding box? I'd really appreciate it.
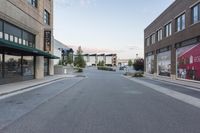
[0,0,54,80]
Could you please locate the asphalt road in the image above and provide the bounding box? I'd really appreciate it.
[0,69,200,133]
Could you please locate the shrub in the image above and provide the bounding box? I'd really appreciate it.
[132,71,144,77]
[133,58,144,71]
[97,66,116,71]
[74,67,83,73]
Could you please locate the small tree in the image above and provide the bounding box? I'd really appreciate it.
[65,53,73,65]
[74,46,86,68]
[133,58,144,71]
[97,61,105,66]
[128,59,133,67]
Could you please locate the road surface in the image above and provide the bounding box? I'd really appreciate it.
[0,69,200,133]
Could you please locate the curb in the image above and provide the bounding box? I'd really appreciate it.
[0,77,67,97]
[150,77,200,90]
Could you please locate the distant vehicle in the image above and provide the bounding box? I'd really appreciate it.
[119,66,126,70]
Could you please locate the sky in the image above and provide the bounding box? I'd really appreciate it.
[54,0,174,59]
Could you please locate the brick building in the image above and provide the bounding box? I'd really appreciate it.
[144,0,200,82]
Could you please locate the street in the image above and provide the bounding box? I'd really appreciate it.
[0,69,200,133]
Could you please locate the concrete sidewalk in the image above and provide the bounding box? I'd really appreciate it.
[145,75,200,89]
[0,74,76,96]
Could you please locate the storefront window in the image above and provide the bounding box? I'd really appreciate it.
[157,51,171,77]
[22,56,34,76]
[4,55,21,78]
[146,55,154,74]
[44,58,49,76]
[176,44,200,81]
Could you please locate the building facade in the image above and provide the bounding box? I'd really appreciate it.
[82,53,117,67]
[0,0,57,84]
[54,39,73,65]
[105,54,117,66]
[144,0,200,82]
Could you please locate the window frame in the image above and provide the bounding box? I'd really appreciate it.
[164,22,172,37]
[176,13,186,32]
[44,10,50,25]
[192,3,200,24]
[150,33,156,45]
[28,0,38,8]
[157,28,163,42]
[146,37,150,47]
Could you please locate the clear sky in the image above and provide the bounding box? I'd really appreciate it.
[54,0,174,59]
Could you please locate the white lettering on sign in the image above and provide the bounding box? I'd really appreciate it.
[194,56,200,63]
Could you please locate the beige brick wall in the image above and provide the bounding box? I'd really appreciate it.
[0,0,54,78]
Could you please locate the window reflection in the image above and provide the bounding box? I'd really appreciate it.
[0,21,35,48]
[22,56,34,76]
[4,55,21,78]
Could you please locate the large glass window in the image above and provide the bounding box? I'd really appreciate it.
[22,56,34,76]
[44,10,50,25]
[2,21,35,47]
[176,44,200,81]
[0,54,2,78]
[176,14,185,32]
[23,31,35,47]
[164,22,172,37]
[4,55,22,78]
[4,22,22,43]
[146,55,154,74]
[192,3,200,24]
[157,51,171,77]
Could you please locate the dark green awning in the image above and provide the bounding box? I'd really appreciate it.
[0,39,59,59]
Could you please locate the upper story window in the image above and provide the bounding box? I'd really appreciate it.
[157,29,162,41]
[176,14,185,32]
[151,33,156,44]
[23,31,35,48]
[146,37,150,47]
[164,22,172,37]
[28,0,37,8]
[44,10,50,25]
[192,3,200,24]
[2,21,35,48]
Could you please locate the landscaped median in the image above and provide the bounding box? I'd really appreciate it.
[97,66,116,71]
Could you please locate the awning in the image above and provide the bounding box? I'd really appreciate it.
[0,39,59,59]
